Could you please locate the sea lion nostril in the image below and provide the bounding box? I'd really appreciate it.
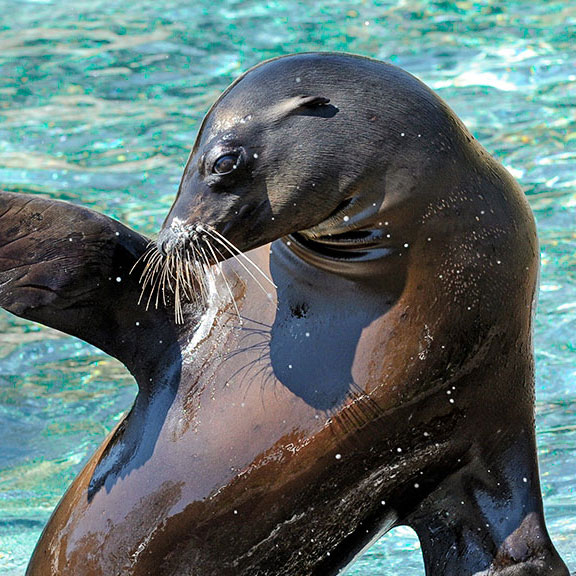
[157,230,176,256]
[157,225,192,256]
[156,233,169,256]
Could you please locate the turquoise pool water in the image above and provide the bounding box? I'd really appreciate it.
[0,0,574,573]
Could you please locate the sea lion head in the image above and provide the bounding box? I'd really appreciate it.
[158,52,458,264]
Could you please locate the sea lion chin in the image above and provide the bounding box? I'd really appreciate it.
[0,52,569,576]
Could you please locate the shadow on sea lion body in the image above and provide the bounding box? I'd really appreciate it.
[268,247,401,410]
[0,52,570,575]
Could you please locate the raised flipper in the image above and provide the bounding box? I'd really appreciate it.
[0,191,178,386]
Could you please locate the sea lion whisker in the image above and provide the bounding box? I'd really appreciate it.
[135,250,155,277]
[129,240,157,276]
[166,250,185,308]
[176,249,195,319]
[173,250,185,324]
[142,258,163,311]
[146,257,166,310]
[180,242,199,298]
[193,258,211,306]
[156,253,169,309]
[138,250,165,309]
[192,243,216,303]
[174,247,204,322]
[139,252,162,286]
[183,243,204,295]
[134,246,160,293]
[140,250,163,287]
[201,236,242,319]
[132,243,166,307]
[148,255,165,311]
[200,225,275,288]
[140,241,161,263]
[182,250,198,303]
[201,228,274,297]
[158,251,175,309]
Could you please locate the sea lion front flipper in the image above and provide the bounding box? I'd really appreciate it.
[0,191,175,381]
[407,431,570,576]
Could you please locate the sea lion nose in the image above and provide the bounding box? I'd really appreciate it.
[157,226,190,256]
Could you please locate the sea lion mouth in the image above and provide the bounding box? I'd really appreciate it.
[326,197,354,221]
[293,195,384,255]
[297,229,380,248]
[296,193,386,247]
[290,229,387,262]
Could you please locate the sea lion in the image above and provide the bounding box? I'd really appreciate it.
[0,52,569,576]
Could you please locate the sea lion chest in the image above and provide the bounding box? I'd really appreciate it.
[186,241,394,415]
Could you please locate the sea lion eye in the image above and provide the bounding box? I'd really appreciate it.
[212,153,240,175]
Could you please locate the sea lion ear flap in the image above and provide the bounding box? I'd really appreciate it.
[273,95,338,119]
[297,95,331,108]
